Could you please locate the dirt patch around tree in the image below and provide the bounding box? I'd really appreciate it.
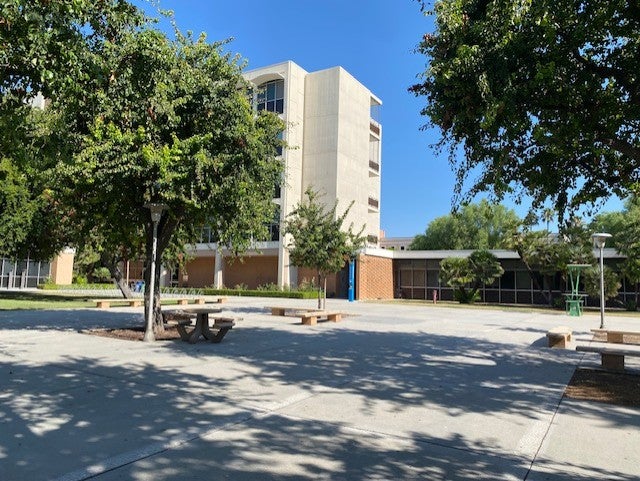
[564,368,640,407]
[84,326,182,341]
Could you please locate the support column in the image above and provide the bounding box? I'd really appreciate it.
[213,247,224,288]
[277,243,290,288]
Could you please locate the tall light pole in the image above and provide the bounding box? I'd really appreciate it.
[592,232,612,329]
[143,203,167,342]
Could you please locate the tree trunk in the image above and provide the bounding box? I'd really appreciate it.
[317,270,322,310]
[102,254,134,298]
[514,247,551,305]
[323,276,327,310]
[113,264,134,299]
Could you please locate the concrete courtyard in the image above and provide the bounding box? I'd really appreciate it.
[1,297,639,480]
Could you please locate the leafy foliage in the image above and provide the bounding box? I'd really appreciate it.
[591,197,640,305]
[0,1,145,259]
[412,0,640,220]
[284,188,366,307]
[411,200,520,250]
[582,266,622,303]
[510,220,593,305]
[439,250,504,303]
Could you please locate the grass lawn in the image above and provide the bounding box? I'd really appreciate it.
[0,291,96,310]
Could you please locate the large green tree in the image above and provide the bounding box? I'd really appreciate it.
[284,188,366,309]
[51,28,285,339]
[2,2,285,340]
[411,200,520,250]
[412,0,640,219]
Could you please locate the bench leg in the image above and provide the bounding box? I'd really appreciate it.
[177,299,188,305]
[547,334,568,348]
[602,353,625,371]
[175,324,193,342]
[327,314,342,322]
[211,326,232,343]
[130,300,142,307]
[607,332,624,343]
[271,308,285,316]
[301,316,317,326]
[96,301,111,309]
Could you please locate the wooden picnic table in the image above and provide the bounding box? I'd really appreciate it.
[163,306,233,344]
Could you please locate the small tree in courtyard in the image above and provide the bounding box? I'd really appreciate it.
[439,250,504,303]
[284,188,365,309]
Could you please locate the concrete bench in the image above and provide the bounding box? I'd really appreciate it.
[164,297,206,306]
[546,326,572,348]
[300,311,343,326]
[576,344,640,371]
[590,329,640,344]
[268,306,319,317]
[94,298,143,309]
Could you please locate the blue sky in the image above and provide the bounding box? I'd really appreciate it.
[139,0,621,237]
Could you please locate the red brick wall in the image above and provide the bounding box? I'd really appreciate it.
[224,256,278,290]
[182,257,215,288]
[356,254,394,300]
[298,267,339,296]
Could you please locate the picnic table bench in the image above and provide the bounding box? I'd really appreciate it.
[163,307,239,344]
[576,344,640,371]
[590,328,640,344]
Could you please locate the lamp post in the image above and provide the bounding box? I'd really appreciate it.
[143,203,167,342]
[592,232,612,329]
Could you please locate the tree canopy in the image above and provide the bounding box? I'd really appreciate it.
[410,200,520,250]
[412,0,640,220]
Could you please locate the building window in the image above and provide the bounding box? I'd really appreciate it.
[266,205,281,241]
[257,79,284,114]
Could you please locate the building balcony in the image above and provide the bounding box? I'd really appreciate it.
[369,119,381,138]
[369,159,380,177]
[368,196,380,212]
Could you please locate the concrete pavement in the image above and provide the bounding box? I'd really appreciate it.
[1,298,639,480]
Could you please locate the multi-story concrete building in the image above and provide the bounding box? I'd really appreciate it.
[182,60,383,292]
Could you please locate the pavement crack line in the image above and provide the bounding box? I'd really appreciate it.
[522,349,588,481]
[49,372,351,481]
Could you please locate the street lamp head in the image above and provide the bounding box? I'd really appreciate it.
[144,203,168,223]
[591,232,612,249]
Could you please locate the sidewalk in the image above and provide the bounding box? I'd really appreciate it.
[1,298,638,480]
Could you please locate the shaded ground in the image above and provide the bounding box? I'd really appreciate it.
[86,326,640,409]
